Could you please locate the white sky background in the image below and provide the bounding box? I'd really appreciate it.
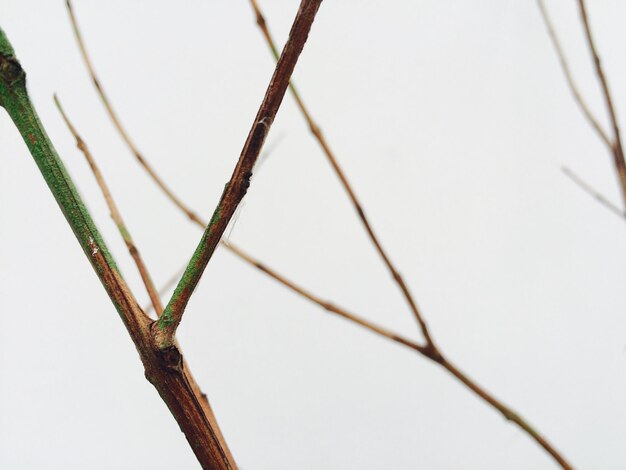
[1,1,625,468]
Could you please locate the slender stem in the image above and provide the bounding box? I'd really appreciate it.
[437,358,572,469]
[65,0,201,222]
[561,165,625,219]
[229,238,572,468]
[536,0,611,149]
[577,0,626,208]
[63,0,345,342]
[248,0,433,346]
[54,95,164,315]
[153,0,323,348]
[60,3,572,466]
[0,29,236,470]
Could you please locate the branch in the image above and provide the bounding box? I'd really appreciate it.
[561,165,625,219]
[65,0,202,222]
[249,0,434,346]
[536,0,611,148]
[62,3,572,467]
[577,0,626,207]
[0,28,236,470]
[154,0,324,348]
[248,3,572,467]
[54,95,164,315]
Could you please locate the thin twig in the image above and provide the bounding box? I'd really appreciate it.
[0,31,236,469]
[63,3,572,467]
[65,0,204,223]
[248,0,434,346]
[577,0,626,207]
[154,0,324,348]
[536,0,612,149]
[63,0,363,354]
[54,95,164,315]
[561,165,625,219]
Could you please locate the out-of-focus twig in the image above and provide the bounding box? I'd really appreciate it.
[153,0,323,348]
[577,0,626,207]
[537,0,611,148]
[561,165,625,219]
[538,0,626,211]
[248,0,434,346]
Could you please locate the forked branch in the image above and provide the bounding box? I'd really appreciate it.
[63,3,572,467]
[54,95,164,315]
[0,29,236,469]
[538,0,626,210]
[153,0,324,348]
[249,0,434,347]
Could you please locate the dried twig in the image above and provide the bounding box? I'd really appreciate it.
[63,2,572,467]
[152,0,323,348]
[538,0,626,211]
[65,0,202,223]
[249,0,433,346]
[576,0,626,207]
[561,165,625,219]
[54,95,164,315]
[537,0,611,148]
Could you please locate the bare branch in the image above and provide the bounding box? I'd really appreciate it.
[154,0,324,348]
[61,3,572,467]
[54,95,164,315]
[577,0,626,207]
[536,0,612,148]
[561,165,625,219]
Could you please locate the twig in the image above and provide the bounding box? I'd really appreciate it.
[536,0,611,148]
[65,0,203,223]
[63,3,572,467]
[0,30,236,469]
[248,0,434,346]
[154,0,324,348]
[577,0,626,207]
[54,95,164,315]
[561,165,625,219]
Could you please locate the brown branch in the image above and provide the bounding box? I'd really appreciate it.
[536,0,611,149]
[577,0,626,207]
[65,0,203,223]
[0,33,236,469]
[561,165,625,219]
[54,94,164,315]
[248,0,434,347]
[154,0,324,348]
[63,2,572,467]
[53,98,224,452]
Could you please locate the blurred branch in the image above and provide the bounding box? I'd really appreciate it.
[247,2,572,468]
[63,1,573,467]
[562,165,625,219]
[538,0,626,212]
[577,0,626,207]
[536,0,611,148]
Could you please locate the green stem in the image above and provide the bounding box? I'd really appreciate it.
[0,28,139,328]
[0,27,236,469]
[154,0,324,348]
